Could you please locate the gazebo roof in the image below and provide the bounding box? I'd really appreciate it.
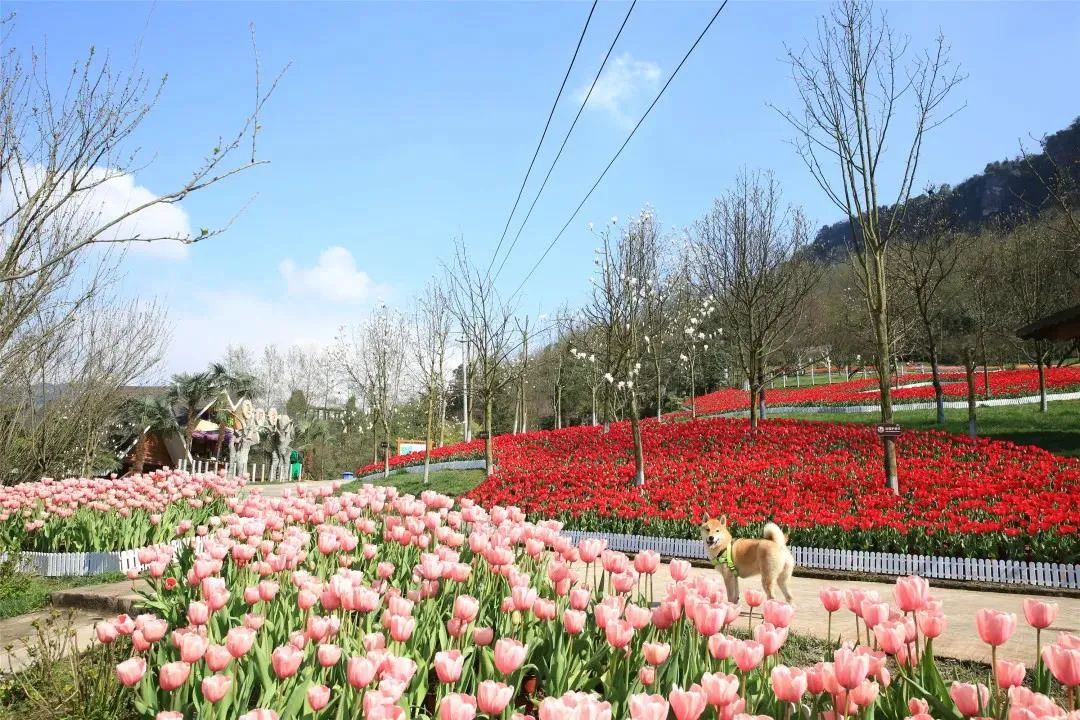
[1017,303,1080,342]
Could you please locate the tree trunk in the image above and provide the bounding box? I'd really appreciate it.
[591,386,597,426]
[382,419,391,478]
[629,391,645,487]
[1037,351,1048,413]
[423,385,434,484]
[689,357,697,420]
[131,435,148,475]
[215,424,227,459]
[371,424,378,464]
[748,356,761,430]
[655,358,663,422]
[964,347,977,439]
[928,339,945,425]
[874,341,899,494]
[758,366,767,422]
[484,394,494,477]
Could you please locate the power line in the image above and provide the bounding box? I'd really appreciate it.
[510,1,730,301]
[485,0,599,278]
[491,1,638,283]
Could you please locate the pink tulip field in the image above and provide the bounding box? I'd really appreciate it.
[44,471,1075,720]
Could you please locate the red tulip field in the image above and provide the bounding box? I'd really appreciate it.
[352,418,1080,563]
[683,368,1080,416]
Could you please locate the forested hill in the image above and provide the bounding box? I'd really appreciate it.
[809,117,1080,261]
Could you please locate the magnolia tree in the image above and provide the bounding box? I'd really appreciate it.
[676,294,721,421]
[579,211,663,486]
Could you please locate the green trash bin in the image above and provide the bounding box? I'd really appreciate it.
[289,450,302,481]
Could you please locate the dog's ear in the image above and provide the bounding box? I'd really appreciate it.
[718,514,728,527]
[702,512,711,523]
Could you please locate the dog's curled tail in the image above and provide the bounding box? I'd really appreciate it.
[762,522,787,546]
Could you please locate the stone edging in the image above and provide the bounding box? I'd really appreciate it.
[716,390,1080,417]
[352,459,487,484]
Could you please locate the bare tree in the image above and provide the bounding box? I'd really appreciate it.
[445,242,517,477]
[890,193,971,423]
[777,0,964,491]
[260,344,286,408]
[413,280,452,484]
[996,220,1074,412]
[692,171,819,429]
[1,22,287,283]
[0,294,169,482]
[339,305,408,477]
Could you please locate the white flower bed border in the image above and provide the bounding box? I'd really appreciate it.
[14,529,1078,590]
[718,390,1080,417]
[352,459,487,484]
[562,530,1080,590]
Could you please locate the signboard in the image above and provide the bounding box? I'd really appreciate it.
[397,440,427,456]
[875,423,902,438]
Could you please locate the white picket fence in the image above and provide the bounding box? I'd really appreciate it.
[9,537,201,578]
[176,458,296,483]
[15,528,1078,589]
[561,530,1080,590]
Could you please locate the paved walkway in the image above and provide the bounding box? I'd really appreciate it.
[2,553,1075,675]
[630,561,1078,666]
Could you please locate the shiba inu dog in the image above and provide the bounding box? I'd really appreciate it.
[700,514,795,603]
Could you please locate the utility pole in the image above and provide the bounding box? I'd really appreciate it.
[462,335,471,442]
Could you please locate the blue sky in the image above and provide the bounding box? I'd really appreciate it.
[7,1,1079,374]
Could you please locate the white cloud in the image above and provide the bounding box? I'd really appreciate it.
[280,246,382,303]
[152,246,394,376]
[577,53,661,127]
[165,289,349,376]
[0,165,192,260]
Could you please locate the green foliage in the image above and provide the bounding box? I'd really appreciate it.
[787,400,1080,457]
[0,569,126,620]
[0,610,137,720]
[339,468,485,497]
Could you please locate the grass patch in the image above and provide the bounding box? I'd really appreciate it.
[339,468,486,498]
[0,571,126,620]
[784,400,1080,457]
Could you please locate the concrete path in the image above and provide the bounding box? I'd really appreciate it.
[0,608,106,674]
[619,561,1078,666]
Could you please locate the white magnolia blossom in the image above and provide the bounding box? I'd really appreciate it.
[603,372,614,383]
[589,354,596,362]
[626,380,634,390]
[587,222,594,231]
[698,332,706,340]
[617,381,625,390]
[610,216,618,225]
[703,344,709,351]
[679,354,689,362]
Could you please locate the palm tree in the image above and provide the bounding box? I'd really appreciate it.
[169,371,215,453]
[206,363,261,458]
[124,395,179,474]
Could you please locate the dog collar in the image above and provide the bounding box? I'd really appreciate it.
[711,542,738,577]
